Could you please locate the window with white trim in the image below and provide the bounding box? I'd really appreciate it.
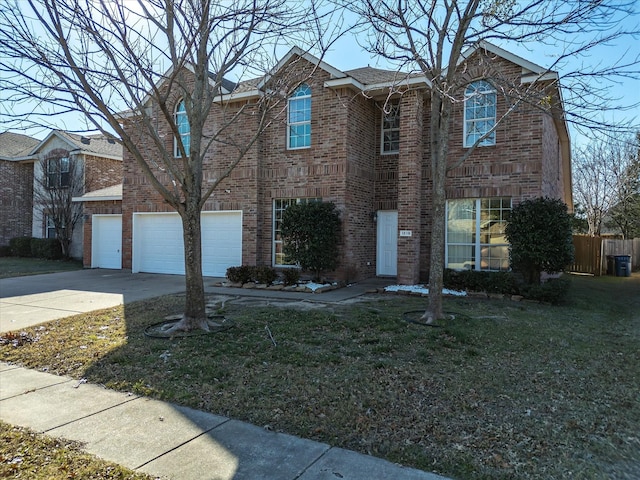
[381,101,400,154]
[273,197,320,266]
[287,84,311,149]
[446,198,511,271]
[174,99,190,157]
[47,156,70,188]
[45,215,59,239]
[464,80,496,147]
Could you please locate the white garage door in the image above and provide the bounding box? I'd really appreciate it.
[92,215,122,269]
[132,211,242,276]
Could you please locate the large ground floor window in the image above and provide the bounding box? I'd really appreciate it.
[446,197,511,271]
[273,197,321,266]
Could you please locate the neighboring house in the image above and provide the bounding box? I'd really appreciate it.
[81,42,571,284]
[29,130,123,259]
[0,131,39,247]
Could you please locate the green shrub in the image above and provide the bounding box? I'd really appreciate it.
[9,237,34,257]
[520,277,571,305]
[505,197,574,285]
[30,238,63,260]
[0,245,12,257]
[280,201,341,281]
[281,268,300,286]
[226,265,254,284]
[253,266,277,285]
[443,269,519,294]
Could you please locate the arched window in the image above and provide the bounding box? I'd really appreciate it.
[174,99,190,157]
[464,80,496,147]
[287,84,311,149]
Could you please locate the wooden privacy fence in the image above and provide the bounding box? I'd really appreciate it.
[571,235,640,276]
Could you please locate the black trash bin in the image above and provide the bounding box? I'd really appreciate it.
[606,255,615,275]
[614,255,631,277]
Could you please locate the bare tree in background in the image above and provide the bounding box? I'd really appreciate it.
[33,153,84,259]
[340,0,639,322]
[604,132,640,239]
[0,0,339,331]
[573,133,639,236]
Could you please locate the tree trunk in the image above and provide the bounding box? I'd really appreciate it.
[170,200,208,332]
[422,92,450,323]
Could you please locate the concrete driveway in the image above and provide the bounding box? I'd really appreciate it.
[0,269,197,333]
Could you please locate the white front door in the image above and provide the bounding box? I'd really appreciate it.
[92,215,122,269]
[376,210,398,276]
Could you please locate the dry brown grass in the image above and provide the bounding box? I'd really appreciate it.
[2,274,639,479]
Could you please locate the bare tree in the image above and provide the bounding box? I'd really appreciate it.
[33,153,84,258]
[604,132,640,238]
[339,0,639,322]
[0,0,338,331]
[573,132,639,237]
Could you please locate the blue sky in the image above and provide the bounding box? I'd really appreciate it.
[4,5,639,148]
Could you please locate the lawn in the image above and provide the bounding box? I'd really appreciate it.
[0,421,153,479]
[1,274,638,479]
[0,257,83,278]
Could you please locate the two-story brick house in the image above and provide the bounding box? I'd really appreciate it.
[0,131,39,247]
[82,42,571,284]
[29,130,123,259]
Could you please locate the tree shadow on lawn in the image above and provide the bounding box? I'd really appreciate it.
[3,274,640,479]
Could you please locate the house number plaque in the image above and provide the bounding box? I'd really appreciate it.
[399,230,412,237]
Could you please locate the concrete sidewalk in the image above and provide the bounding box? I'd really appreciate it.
[0,362,449,480]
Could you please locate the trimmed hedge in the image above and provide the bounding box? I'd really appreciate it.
[9,237,34,257]
[226,265,279,285]
[443,268,571,304]
[30,238,63,260]
[0,245,12,257]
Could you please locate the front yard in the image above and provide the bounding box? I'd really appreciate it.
[0,257,83,279]
[1,274,638,479]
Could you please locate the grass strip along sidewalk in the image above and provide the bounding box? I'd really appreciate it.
[1,274,639,479]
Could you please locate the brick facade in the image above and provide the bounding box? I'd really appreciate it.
[119,46,570,283]
[0,160,34,246]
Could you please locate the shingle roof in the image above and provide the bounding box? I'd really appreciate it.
[73,183,123,201]
[0,131,39,160]
[51,130,122,159]
[344,67,420,86]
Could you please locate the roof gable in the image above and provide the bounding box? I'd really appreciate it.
[31,130,122,160]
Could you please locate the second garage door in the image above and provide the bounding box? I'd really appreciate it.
[132,211,242,276]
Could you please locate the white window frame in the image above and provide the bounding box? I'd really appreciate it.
[272,197,321,266]
[381,101,400,154]
[445,198,511,272]
[45,215,61,239]
[463,80,497,148]
[47,156,70,188]
[287,84,311,150]
[174,99,190,157]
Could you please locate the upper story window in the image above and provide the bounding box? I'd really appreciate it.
[287,84,311,149]
[464,80,496,147]
[381,101,400,154]
[47,156,70,188]
[174,99,190,157]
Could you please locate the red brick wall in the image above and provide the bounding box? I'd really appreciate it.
[120,52,566,283]
[0,160,33,246]
[84,156,122,191]
[81,200,122,267]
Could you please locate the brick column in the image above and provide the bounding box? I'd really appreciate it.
[397,90,424,284]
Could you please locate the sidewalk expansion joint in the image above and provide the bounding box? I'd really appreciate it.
[42,393,142,434]
[133,417,233,470]
[292,445,333,479]
[0,377,74,401]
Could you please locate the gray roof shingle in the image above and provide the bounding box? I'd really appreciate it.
[52,130,122,159]
[0,131,40,160]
